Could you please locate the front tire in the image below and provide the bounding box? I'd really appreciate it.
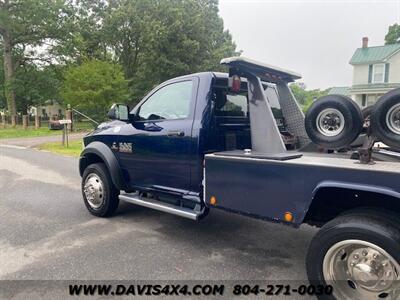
[81,163,119,217]
[306,210,400,300]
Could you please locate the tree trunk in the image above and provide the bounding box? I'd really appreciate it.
[35,114,41,129]
[3,29,17,127]
[22,115,28,129]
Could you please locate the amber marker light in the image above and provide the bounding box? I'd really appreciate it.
[210,196,217,205]
[284,212,294,222]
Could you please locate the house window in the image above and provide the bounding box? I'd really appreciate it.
[372,64,385,83]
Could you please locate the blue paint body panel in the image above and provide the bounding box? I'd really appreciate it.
[204,154,400,226]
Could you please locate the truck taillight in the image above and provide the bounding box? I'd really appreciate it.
[229,75,241,93]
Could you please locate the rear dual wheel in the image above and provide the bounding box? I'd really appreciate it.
[307,210,400,300]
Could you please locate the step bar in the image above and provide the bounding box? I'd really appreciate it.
[119,193,201,220]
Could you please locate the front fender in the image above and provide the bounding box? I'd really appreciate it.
[79,141,127,190]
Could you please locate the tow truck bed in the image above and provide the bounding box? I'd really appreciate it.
[204,151,400,226]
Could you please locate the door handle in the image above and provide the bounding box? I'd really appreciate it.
[167,130,185,137]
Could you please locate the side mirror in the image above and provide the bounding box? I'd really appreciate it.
[107,103,129,121]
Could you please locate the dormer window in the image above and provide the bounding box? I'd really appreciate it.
[372,64,385,83]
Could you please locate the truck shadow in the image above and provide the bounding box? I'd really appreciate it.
[117,202,317,280]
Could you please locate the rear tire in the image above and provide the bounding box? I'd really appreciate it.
[81,163,119,217]
[371,88,400,151]
[305,95,363,149]
[306,210,400,300]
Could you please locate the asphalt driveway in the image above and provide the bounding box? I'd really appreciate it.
[0,144,318,299]
[0,132,87,148]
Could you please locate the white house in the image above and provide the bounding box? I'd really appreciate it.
[28,100,63,119]
[330,37,400,108]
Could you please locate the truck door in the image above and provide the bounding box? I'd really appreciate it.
[121,78,198,192]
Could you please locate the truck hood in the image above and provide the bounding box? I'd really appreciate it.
[83,120,127,142]
[94,120,127,132]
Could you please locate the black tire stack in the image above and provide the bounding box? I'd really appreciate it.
[305,88,400,151]
[371,88,400,151]
[305,95,363,149]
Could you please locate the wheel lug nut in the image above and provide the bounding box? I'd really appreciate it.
[362,250,368,256]
[350,262,356,267]
[373,254,379,259]
[353,254,359,259]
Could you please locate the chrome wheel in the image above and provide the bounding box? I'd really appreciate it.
[386,103,400,135]
[316,108,345,136]
[323,239,400,299]
[83,173,105,209]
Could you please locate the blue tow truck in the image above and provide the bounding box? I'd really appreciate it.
[79,57,400,300]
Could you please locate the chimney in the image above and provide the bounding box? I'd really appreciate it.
[362,37,369,48]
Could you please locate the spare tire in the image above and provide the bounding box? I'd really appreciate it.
[371,88,400,151]
[305,95,363,149]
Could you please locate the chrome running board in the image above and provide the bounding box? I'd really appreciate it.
[119,193,201,220]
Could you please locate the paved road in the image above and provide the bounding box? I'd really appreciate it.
[0,132,87,148]
[0,145,318,299]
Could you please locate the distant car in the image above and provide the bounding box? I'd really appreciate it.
[48,120,63,130]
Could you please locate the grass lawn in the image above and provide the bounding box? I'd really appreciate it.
[0,126,62,139]
[37,140,83,157]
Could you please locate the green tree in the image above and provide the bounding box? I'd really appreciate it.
[13,64,62,113]
[0,48,5,110]
[0,0,74,124]
[102,0,238,102]
[1,0,238,122]
[385,23,400,45]
[290,82,328,113]
[51,0,110,63]
[61,60,128,121]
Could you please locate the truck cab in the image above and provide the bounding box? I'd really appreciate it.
[82,71,295,202]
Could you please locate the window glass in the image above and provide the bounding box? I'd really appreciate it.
[138,81,193,120]
[373,64,384,83]
[214,89,248,117]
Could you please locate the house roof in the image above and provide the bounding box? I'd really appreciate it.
[328,86,350,96]
[349,44,400,65]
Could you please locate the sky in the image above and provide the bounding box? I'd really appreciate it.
[218,0,400,90]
